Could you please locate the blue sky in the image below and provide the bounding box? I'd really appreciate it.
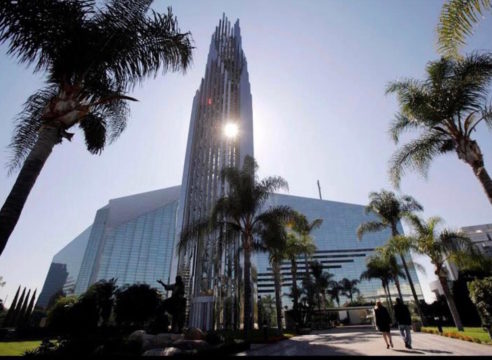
[0,0,491,305]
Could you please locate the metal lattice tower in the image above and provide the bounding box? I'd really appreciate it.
[171,14,253,330]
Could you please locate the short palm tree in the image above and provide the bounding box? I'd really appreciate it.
[357,190,424,318]
[438,0,491,59]
[291,212,322,278]
[386,53,492,205]
[178,156,293,339]
[376,248,407,300]
[0,0,193,255]
[401,215,478,331]
[340,278,360,304]
[360,254,395,317]
[284,232,316,323]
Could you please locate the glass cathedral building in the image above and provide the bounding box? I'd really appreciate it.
[39,14,423,329]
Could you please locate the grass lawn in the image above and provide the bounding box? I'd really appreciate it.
[422,326,492,344]
[0,340,41,356]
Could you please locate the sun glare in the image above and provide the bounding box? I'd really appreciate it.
[224,122,239,138]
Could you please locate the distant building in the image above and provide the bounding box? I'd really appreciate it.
[36,263,68,309]
[74,186,180,294]
[255,193,424,304]
[428,223,492,300]
[460,223,492,258]
[36,226,91,308]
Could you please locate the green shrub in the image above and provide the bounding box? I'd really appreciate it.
[467,277,492,328]
[46,296,78,333]
[114,284,161,326]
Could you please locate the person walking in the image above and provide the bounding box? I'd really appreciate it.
[394,298,412,349]
[374,301,393,349]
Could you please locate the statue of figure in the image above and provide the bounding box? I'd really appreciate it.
[157,276,186,333]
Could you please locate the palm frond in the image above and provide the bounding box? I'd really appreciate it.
[79,113,106,154]
[450,52,492,114]
[308,218,323,231]
[399,195,424,213]
[7,87,58,173]
[0,0,92,72]
[386,235,415,255]
[439,229,475,253]
[403,214,427,237]
[389,113,421,143]
[437,0,492,58]
[356,221,386,240]
[389,131,447,188]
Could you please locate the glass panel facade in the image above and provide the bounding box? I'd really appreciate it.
[255,193,423,305]
[95,202,178,288]
[74,187,181,295]
[37,226,91,307]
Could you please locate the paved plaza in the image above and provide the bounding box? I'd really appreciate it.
[237,326,492,356]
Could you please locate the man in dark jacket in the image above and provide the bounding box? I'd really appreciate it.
[394,297,412,349]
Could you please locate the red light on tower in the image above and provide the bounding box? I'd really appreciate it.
[207,98,212,105]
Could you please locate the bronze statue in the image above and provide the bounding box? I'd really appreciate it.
[157,276,186,333]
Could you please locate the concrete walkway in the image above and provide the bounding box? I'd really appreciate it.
[237,326,492,356]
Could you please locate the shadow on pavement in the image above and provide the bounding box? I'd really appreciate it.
[245,337,363,356]
[414,348,454,354]
[314,332,381,345]
[392,349,426,355]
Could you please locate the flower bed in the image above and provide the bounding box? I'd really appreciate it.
[421,327,491,345]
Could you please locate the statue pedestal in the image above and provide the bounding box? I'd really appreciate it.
[189,295,215,330]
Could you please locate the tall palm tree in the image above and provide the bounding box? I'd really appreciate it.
[0,0,193,255]
[310,261,333,311]
[256,215,289,332]
[178,156,293,339]
[401,215,478,331]
[438,0,491,59]
[360,254,395,318]
[357,190,424,319]
[328,280,343,308]
[386,53,492,205]
[340,278,360,304]
[291,212,322,279]
[284,232,316,323]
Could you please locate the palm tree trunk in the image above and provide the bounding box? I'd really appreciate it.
[391,224,425,324]
[243,236,253,338]
[394,276,403,300]
[385,283,395,321]
[474,165,492,205]
[438,275,464,331]
[304,253,310,279]
[291,258,299,321]
[0,126,60,255]
[272,259,283,332]
[458,139,492,205]
[234,244,240,330]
